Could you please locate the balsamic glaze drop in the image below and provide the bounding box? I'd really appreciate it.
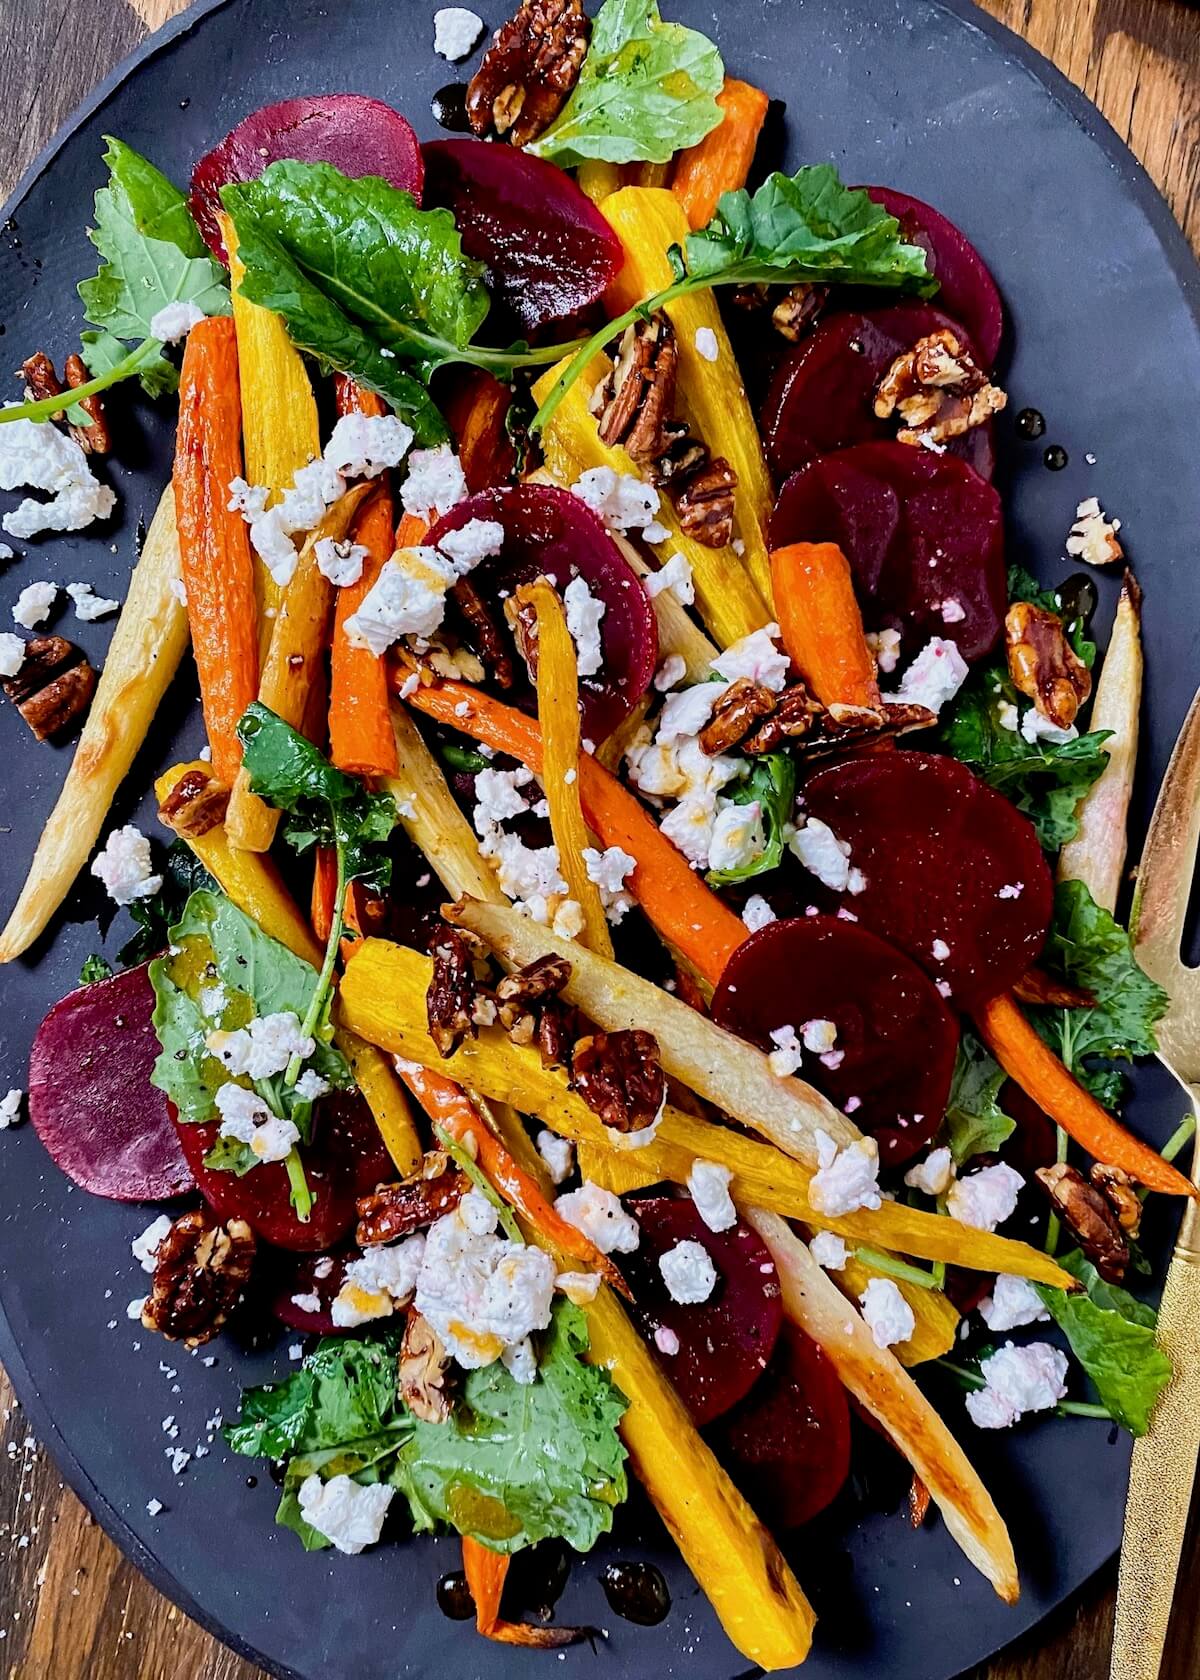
[599,1560,671,1626]
[1044,444,1069,471]
[244,1475,258,1489]
[432,83,472,133]
[1015,406,1045,440]
[436,1570,477,1621]
[1057,571,1099,627]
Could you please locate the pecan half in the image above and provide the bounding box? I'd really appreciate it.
[466,0,589,147]
[357,1152,467,1246]
[536,996,578,1069]
[496,953,573,1047]
[504,592,540,683]
[1005,600,1092,729]
[141,1210,256,1346]
[399,1310,454,1423]
[572,1028,666,1136]
[427,927,489,1056]
[740,682,823,754]
[453,576,514,688]
[590,313,679,467]
[747,697,935,759]
[1,635,96,741]
[20,351,110,454]
[1090,1162,1142,1240]
[673,456,738,549]
[1036,1162,1129,1282]
[772,283,829,341]
[874,329,1007,447]
[699,677,777,756]
[158,766,230,838]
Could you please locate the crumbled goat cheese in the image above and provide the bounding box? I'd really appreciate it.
[708,799,765,874]
[415,1194,556,1368]
[693,327,720,362]
[0,632,25,678]
[809,1230,849,1271]
[132,1215,173,1274]
[536,1129,575,1185]
[247,505,301,589]
[654,654,687,692]
[563,574,606,676]
[888,636,970,715]
[479,828,570,926]
[1065,496,1123,568]
[656,681,724,744]
[0,411,117,538]
[325,413,414,480]
[556,1271,600,1306]
[965,1341,1068,1429]
[947,1162,1024,1231]
[502,1337,537,1385]
[859,1277,915,1349]
[711,624,790,692]
[435,517,504,574]
[291,1291,322,1316]
[0,1089,24,1130]
[1020,708,1078,746]
[571,466,660,532]
[473,765,534,830]
[767,1025,805,1079]
[332,1235,427,1328]
[295,1069,330,1102]
[298,1473,396,1555]
[643,551,694,606]
[277,457,346,532]
[127,1296,147,1319]
[979,1274,1051,1333]
[555,1182,640,1254]
[148,300,206,344]
[66,581,120,621]
[227,477,269,519]
[659,1239,718,1305]
[90,825,162,905]
[939,597,966,624]
[12,581,58,629]
[654,1325,681,1356]
[997,882,1024,900]
[688,1160,736,1232]
[146,1499,163,1516]
[741,894,777,932]
[206,1012,314,1080]
[789,817,865,895]
[582,844,636,923]
[433,6,484,60]
[801,1019,838,1055]
[344,547,456,653]
[400,444,468,518]
[903,1146,955,1198]
[809,1130,883,1217]
[931,937,951,962]
[997,699,1020,732]
[314,538,368,587]
[866,627,902,674]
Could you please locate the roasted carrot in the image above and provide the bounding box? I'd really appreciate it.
[394,511,428,549]
[1012,967,1094,1010]
[394,671,746,984]
[442,368,516,491]
[328,379,399,780]
[460,1536,582,1646]
[975,991,1199,1198]
[771,541,881,707]
[672,79,771,230]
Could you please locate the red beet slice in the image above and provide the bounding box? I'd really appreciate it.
[714,1324,852,1530]
[190,95,424,262]
[770,440,1005,663]
[269,1250,350,1333]
[619,1196,783,1427]
[28,965,192,1202]
[863,187,1004,367]
[430,483,658,741]
[712,917,958,1165]
[800,752,1053,1007]
[423,140,623,336]
[174,1091,393,1253]
[762,303,995,482]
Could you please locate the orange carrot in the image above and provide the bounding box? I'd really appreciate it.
[443,368,516,492]
[975,991,1199,1198]
[771,542,881,707]
[172,317,259,783]
[672,79,771,230]
[394,672,746,985]
[395,511,429,549]
[328,378,400,780]
[461,1537,580,1647]
[311,846,337,944]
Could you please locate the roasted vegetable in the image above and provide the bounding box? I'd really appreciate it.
[383,704,508,905]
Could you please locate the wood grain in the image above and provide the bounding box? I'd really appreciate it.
[0,0,1197,1675]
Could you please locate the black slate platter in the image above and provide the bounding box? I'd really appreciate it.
[0,1,1197,1676]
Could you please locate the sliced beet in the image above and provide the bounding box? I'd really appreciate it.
[269,1249,350,1333]
[801,752,1053,1007]
[712,917,958,1165]
[862,187,1004,367]
[770,440,1005,663]
[619,1196,783,1427]
[430,483,658,741]
[713,1324,852,1530]
[190,95,424,262]
[423,140,624,336]
[762,303,995,482]
[174,1091,393,1253]
[28,965,192,1202]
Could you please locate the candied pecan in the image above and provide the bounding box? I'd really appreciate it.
[399,1310,454,1423]
[141,1210,256,1346]
[496,953,573,1046]
[453,576,514,688]
[1090,1162,1143,1239]
[536,996,578,1068]
[698,677,777,756]
[741,682,823,754]
[652,420,708,486]
[1036,1162,1129,1282]
[19,351,109,454]
[590,313,679,466]
[772,283,829,341]
[874,329,1007,447]
[357,1153,467,1246]
[572,1028,666,1136]
[1005,600,1092,729]
[427,927,490,1056]
[466,0,589,147]
[673,455,738,548]
[1,636,96,741]
[748,697,936,759]
[158,766,230,838]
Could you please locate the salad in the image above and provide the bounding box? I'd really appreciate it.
[0,0,1190,1666]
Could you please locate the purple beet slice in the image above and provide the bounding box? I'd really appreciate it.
[712,916,958,1165]
[28,964,192,1202]
[423,140,623,336]
[713,1324,852,1530]
[770,440,1005,663]
[174,1091,393,1253]
[619,1196,783,1427]
[762,303,995,482]
[269,1249,350,1333]
[800,752,1053,1007]
[190,95,424,262]
[430,483,658,740]
[863,187,1004,367]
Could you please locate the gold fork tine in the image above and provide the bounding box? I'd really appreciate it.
[1132,686,1200,1005]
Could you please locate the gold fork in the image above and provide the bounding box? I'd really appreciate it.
[1111,686,1200,1680]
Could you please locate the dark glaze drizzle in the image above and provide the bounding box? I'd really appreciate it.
[436,1570,477,1620]
[599,1560,672,1626]
[432,83,472,133]
[1015,406,1045,439]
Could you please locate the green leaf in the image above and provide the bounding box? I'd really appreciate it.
[706,754,795,886]
[101,135,208,257]
[528,0,724,167]
[224,1368,317,1459]
[147,959,214,1122]
[1035,1250,1172,1436]
[78,954,113,986]
[117,840,217,966]
[944,1032,1016,1165]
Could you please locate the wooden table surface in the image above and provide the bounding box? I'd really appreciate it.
[1,0,1198,1675]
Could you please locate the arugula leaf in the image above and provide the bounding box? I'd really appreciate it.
[78,954,114,986]
[706,754,795,886]
[102,135,210,256]
[528,0,724,167]
[944,1032,1016,1165]
[1035,1250,1172,1436]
